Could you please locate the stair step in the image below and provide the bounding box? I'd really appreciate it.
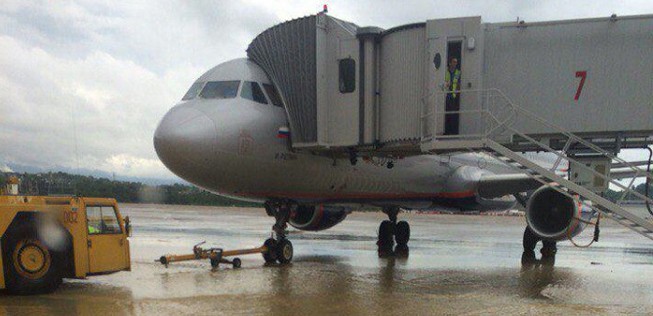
[484,139,653,242]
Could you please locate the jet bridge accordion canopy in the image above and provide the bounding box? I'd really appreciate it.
[247,15,319,145]
[247,14,360,147]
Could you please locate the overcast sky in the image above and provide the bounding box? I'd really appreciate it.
[1,1,652,180]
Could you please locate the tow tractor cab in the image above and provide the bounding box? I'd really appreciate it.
[0,194,131,295]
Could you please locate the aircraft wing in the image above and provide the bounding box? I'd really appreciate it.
[477,174,543,198]
[478,168,651,198]
[610,168,651,180]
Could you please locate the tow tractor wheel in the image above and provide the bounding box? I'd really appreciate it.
[276,239,293,264]
[2,223,63,295]
[262,238,278,263]
[395,221,410,245]
[232,258,242,269]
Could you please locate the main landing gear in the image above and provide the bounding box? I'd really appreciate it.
[522,226,557,267]
[377,207,410,258]
[263,201,294,264]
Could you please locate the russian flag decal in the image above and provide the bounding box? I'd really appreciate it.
[277,126,290,138]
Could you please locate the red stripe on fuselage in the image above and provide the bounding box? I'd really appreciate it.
[237,190,476,200]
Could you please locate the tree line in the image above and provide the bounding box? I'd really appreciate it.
[1,171,651,206]
[1,172,260,207]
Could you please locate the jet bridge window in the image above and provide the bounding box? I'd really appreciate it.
[262,83,283,107]
[241,81,268,104]
[181,81,205,100]
[339,58,356,93]
[199,81,240,99]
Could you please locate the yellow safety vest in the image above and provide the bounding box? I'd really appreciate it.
[445,69,461,98]
[88,225,100,234]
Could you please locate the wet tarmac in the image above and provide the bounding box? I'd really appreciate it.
[1,204,652,315]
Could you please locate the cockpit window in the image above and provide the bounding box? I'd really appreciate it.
[199,81,240,99]
[262,83,283,107]
[182,81,205,100]
[241,81,268,104]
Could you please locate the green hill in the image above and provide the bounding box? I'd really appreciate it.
[3,171,260,207]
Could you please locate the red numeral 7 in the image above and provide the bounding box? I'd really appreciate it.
[574,71,587,101]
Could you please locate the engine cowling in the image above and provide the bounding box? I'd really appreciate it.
[526,186,595,241]
[289,205,349,231]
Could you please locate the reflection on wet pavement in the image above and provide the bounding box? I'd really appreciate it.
[0,204,651,315]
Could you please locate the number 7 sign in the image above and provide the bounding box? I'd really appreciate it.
[574,71,587,101]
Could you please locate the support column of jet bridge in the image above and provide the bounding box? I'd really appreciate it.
[357,26,383,146]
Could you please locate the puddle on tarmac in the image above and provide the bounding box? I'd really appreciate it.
[1,205,651,315]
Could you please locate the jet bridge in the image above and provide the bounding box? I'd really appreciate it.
[247,13,653,155]
[247,13,653,240]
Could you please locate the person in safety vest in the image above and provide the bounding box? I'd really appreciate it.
[88,223,100,234]
[444,57,461,135]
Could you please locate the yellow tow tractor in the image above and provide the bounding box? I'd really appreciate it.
[0,176,131,295]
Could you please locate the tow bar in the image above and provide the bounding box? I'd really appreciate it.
[158,241,268,269]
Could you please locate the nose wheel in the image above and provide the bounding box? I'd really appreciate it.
[262,201,294,264]
[377,207,410,258]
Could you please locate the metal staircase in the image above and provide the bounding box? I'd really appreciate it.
[421,88,653,241]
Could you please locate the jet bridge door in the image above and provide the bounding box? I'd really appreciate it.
[425,17,482,139]
[316,16,360,147]
[313,15,361,147]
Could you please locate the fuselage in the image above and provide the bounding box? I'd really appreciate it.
[154,59,518,211]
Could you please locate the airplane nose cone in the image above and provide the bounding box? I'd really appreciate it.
[154,106,216,173]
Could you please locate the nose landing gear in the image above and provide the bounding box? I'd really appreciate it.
[263,201,294,264]
[377,207,410,258]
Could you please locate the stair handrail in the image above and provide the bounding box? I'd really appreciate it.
[421,87,652,188]
[492,88,653,180]
[485,89,653,205]
[480,143,652,240]
[420,88,519,141]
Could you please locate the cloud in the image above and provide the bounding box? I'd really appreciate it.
[1,0,652,181]
[0,1,279,180]
[0,35,180,178]
[0,163,13,173]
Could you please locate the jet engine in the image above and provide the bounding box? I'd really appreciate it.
[525,186,595,241]
[289,205,349,231]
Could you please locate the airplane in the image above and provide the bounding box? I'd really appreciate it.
[154,58,598,265]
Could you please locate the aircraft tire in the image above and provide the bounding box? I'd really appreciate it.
[377,220,395,257]
[379,220,395,241]
[522,226,539,253]
[394,244,409,258]
[540,240,557,267]
[276,239,293,264]
[262,238,278,263]
[395,221,410,245]
[521,250,537,267]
